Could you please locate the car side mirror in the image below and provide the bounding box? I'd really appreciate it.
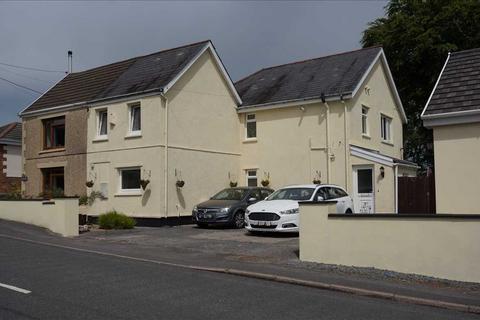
[317,195,324,202]
[248,197,257,203]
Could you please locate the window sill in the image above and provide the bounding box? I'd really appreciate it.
[362,134,371,139]
[243,138,257,144]
[125,132,142,139]
[39,148,66,155]
[93,136,108,142]
[114,191,142,197]
[381,140,394,146]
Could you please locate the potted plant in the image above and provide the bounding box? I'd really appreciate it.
[140,179,150,190]
[312,178,321,184]
[261,171,270,187]
[86,180,94,188]
[176,180,185,188]
[230,181,238,187]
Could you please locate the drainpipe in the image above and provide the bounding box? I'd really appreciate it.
[160,92,169,219]
[340,97,349,191]
[321,93,330,183]
[394,164,399,213]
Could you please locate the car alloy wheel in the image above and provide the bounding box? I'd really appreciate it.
[234,211,245,228]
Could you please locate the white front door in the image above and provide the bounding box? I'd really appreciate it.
[352,166,375,213]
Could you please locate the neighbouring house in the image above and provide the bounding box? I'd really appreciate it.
[422,48,480,214]
[20,40,242,218]
[235,47,417,213]
[0,122,22,194]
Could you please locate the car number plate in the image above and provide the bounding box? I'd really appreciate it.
[251,221,271,226]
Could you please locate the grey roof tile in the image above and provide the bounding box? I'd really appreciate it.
[424,48,480,116]
[22,41,210,114]
[0,122,21,143]
[235,47,382,107]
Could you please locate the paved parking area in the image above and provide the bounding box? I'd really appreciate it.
[83,225,299,264]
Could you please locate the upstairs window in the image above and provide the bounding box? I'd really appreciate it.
[380,115,392,142]
[129,104,141,134]
[97,110,108,137]
[43,116,65,149]
[245,113,256,139]
[361,106,369,135]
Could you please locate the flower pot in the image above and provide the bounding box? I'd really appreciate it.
[313,179,321,185]
[86,181,94,188]
[176,180,185,188]
[261,180,270,187]
[229,181,238,188]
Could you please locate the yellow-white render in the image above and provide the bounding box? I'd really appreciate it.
[86,50,241,217]
[431,122,480,214]
[239,58,412,213]
[85,50,413,217]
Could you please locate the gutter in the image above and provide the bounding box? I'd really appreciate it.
[237,93,353,114]
[20,88,163,118]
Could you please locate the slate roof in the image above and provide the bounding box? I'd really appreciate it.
[423,48,480,116]
[21,41,211,114]
[0,122,21,144]
[235,46,382,108]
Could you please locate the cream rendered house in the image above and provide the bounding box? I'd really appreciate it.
[85,41,242,218]
[235,47,417,213]
[422,48,480,214]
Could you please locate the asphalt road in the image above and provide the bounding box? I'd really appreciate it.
[0,236,476,320]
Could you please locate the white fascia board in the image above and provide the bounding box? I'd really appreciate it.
[237,94,351,113]
[352,49,407,124]
[162,41,243,106]
[423,110,480,128]
[350,145,393,167]
[421,53,451,120]
[18,74,68,117]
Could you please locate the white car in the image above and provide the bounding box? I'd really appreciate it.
[245,184,354,233]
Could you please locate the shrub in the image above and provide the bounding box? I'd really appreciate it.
[98,210,136,230]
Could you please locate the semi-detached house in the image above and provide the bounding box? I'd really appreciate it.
[20,40,416,219]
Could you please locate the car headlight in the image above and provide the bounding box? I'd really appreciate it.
[220,207,229,213]
[193,205,198,212]
[279,208,299,215]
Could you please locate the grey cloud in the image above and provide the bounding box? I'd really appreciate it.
[0,1,386,123]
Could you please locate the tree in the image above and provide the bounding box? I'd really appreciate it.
[362,0,480,170]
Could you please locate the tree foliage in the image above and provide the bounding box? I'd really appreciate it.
[362,0,480,169]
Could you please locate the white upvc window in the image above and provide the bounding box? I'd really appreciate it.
[246,169,258,187]
[361,106,369,136]
[380,114,392,142]
[129,103,141,135]
[118,167,141,194]
[96,109,108,138]
[245,113,256,139]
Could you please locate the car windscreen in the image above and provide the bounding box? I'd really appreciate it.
[267,188,315,201]
[211,188,248,201]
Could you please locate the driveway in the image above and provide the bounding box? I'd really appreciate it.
[82,225,299,265]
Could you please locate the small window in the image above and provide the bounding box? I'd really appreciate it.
[246,170,258,187]
[246,113,256,139]
[380,115,392,142]
[361,106,369,135]
[129,104,141,134]
[43,116,65,149]
[97,110,108,137]
[119,168,141,192]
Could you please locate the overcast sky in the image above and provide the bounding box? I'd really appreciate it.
[0,1,386,123]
